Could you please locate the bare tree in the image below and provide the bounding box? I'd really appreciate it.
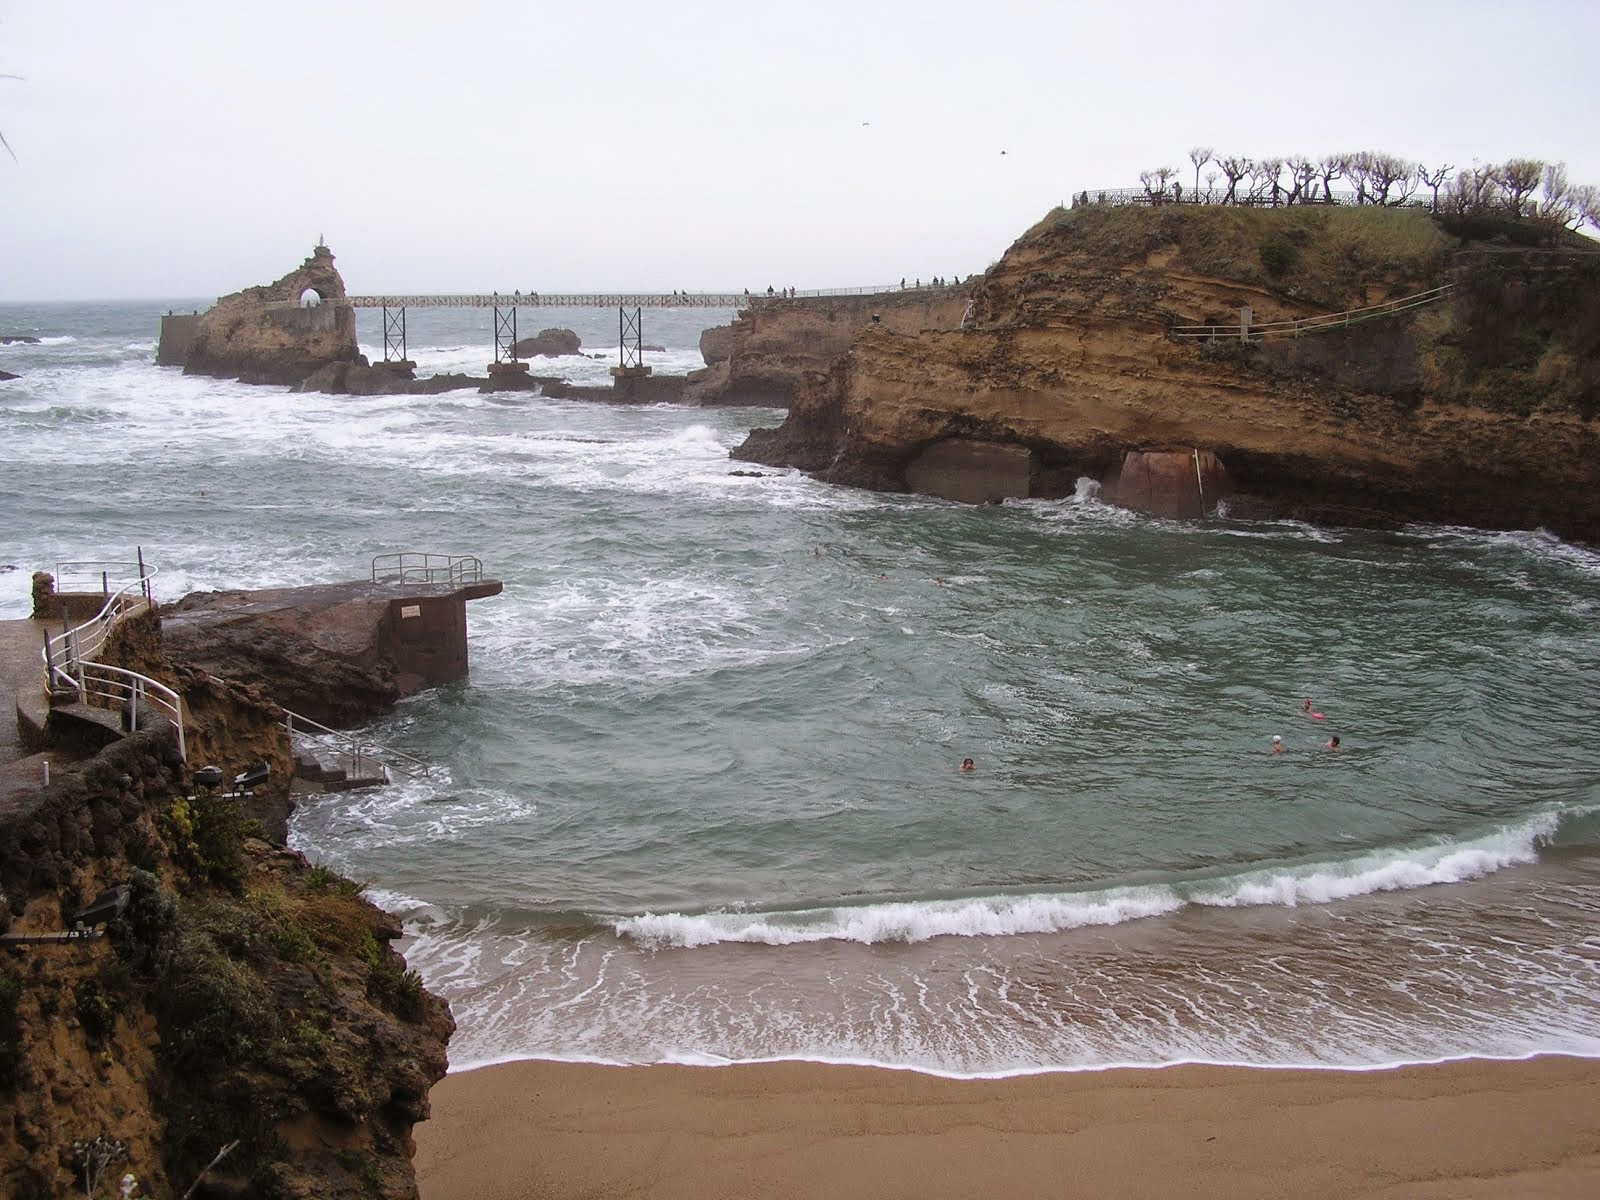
[1283,155,1317,205]
[1188,145,1214,198]
[1344,152,1377,204]
[1571,183,1600,234]
[1416,162,1454,212]
[1368,153,1417,205]
[1203,169,1218,202]
[1315,154,1346,201]
[1248,157,1284,205]
[1539,162,1575,227]
[1442,164,1499,215]
[1217,155,1251,204]
[1493,158,1544,217]
[1138,165,1179,201]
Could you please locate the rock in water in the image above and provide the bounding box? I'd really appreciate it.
[1101,450,1235,519]
[512,328,581,357]
[182,243,363,386]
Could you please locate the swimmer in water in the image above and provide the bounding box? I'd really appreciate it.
[1303,699,1325,719]
[960,758,975,771]
[1271,736,1283,754]
[1325,735,1341,750]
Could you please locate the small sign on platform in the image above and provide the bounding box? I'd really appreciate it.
[400,604,421,619]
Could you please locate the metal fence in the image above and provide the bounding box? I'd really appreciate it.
[1070,186,1425,210]
[1170,284,1455,342]
[371,552,485,586]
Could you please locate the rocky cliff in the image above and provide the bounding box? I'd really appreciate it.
[179,245,363,386]
[732,205,1600,538]
[690,287,968,406]
[0,737,450,1199]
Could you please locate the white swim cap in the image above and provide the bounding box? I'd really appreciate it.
[1272,735,1282,743]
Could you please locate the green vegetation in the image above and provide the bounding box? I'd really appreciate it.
[162,792,254,891]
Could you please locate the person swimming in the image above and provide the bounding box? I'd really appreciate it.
[960,758,975,771]
[1303,699,1325,719]
[1271,736,1283,754]
[1325,735,1341,750]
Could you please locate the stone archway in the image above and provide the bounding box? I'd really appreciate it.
[299,287,324,308]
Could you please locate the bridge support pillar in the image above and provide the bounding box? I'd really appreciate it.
[618,306,649,371]
[381,304,414,369]
[490,301,527,373]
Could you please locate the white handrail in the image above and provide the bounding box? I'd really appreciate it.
[283,707,430,781]
[42,580,152,689]
[70,662,186,763]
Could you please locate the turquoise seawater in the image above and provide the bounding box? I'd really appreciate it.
[3,300,1598,1075]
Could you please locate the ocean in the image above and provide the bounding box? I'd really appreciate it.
[3,299,1598,1077]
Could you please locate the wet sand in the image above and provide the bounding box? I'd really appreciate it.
[415,1055,1600,1199]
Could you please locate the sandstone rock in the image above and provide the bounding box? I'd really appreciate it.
[183,243,362,386]
[905,439,1038,504]
[699,324,734,365]
[161,577,501,729]
[512,327,581,357]
[1101,450,1235,519]
[731,207,1600,540]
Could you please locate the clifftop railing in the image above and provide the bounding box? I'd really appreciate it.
[42,567,157,689]
[40,557,186,761]
[372,552,484,586]
[1169,284,1455,343]
[1072,186,1407,209]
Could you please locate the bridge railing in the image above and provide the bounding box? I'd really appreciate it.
[372,552,484,586]
[1169,284,1455,342]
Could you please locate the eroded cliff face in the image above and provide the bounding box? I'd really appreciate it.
[0,732,451,1200]
[692,288,968,406]
[182,245,363,386]
[733,206,1600,538]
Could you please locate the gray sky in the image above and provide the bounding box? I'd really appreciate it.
[3,0,1597,300]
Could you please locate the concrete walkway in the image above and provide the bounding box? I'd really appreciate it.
[0,615,63,813]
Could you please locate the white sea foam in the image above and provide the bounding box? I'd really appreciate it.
[613,808,1579,949]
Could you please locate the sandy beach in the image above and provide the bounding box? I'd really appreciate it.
[415,1055,1600,1200]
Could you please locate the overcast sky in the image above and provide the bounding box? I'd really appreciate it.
[2,0,1596,300]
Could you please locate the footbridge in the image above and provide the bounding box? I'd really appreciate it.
[318,285,901,372]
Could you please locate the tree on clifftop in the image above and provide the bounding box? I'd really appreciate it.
[1188,146,1214,197]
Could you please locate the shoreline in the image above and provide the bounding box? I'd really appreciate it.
[415,1054,1600,1200]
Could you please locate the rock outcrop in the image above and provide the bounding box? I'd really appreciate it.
[181,244,363,386]
[696,288,968,406]
[732,206,1600,539]
[0,731,452,1200]
[511,328,580,357]
[0,335,40,345]
[699,324,734,366]
[0,370,17,382]
[160,577,502,729]
[1101,450,1235,520]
